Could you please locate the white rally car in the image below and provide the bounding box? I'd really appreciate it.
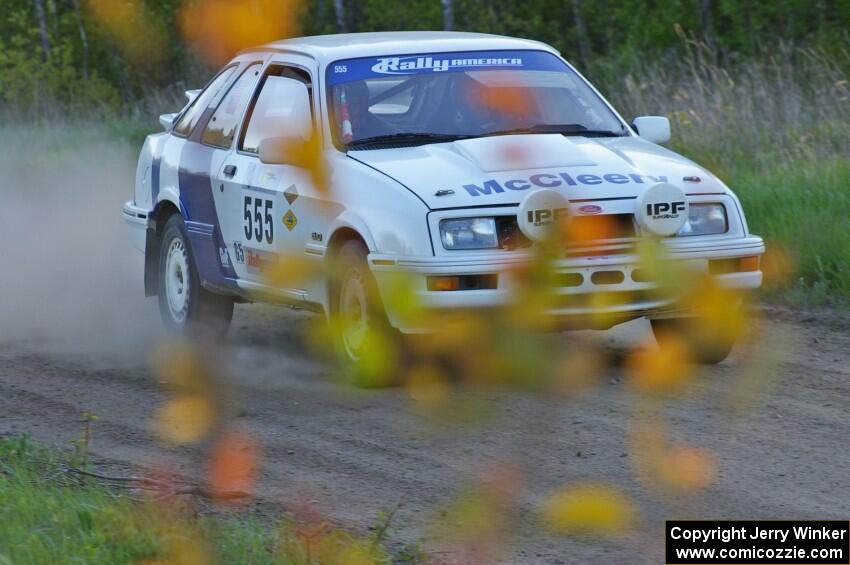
[123,32,764,366]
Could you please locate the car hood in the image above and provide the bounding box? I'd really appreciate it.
[347,134,726,210]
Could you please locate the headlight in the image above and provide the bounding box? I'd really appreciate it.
[440,218,499,250]
[677,203,727,236]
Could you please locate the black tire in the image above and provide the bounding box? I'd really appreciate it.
[650,317,736,365]
[329,239,403,387]
[157,214,234,338]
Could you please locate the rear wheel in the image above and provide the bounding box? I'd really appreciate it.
[650,316,737,365]
[157,214,233,337]
[330,239,402,386]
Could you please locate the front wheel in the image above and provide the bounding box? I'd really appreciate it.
[650,316,737,365]
[157,214,234,338]
[330,239,403,387]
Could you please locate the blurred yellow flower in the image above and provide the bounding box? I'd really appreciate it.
[540,483,635,535]
[150,341,209,392]
[406,364,450,407]
[152,395,215,444]
[166,536,209,565]
[436,492,506,543]
[627,333,696,394]
[262,253,317,290]
[686,281,746,341]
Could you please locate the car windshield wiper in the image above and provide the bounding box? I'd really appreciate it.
[479,123,628,138]
[346,132,473,149]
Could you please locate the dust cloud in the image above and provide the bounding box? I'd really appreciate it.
[0,125,160,355]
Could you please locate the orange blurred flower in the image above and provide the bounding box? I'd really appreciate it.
[660,445,716,491]
[468,84,533,119]
[208,428,261,503]
[179,0,303,66]
[563,214,619,245]
[629,416,718,492]
[760,243,795,288]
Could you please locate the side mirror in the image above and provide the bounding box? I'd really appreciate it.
[632,116,671,144]
[159,113,177,130]
[258,136,307,166]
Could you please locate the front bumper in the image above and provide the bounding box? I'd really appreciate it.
[370,235,765,333]
[122,200,149,253]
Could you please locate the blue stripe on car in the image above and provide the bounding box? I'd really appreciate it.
[177,142,240,288]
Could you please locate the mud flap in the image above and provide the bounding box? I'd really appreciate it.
[144,226,159,297]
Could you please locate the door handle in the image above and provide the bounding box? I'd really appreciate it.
[223,165,237,177]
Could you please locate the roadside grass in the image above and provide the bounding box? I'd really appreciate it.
[729,159,850,304]
[0,436,392,564]
[598,41,850,304]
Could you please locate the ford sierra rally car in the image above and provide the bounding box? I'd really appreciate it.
[123,31,765,367]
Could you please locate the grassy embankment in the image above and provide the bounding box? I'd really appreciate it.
[0,437,392,564]
[599,42,850,303]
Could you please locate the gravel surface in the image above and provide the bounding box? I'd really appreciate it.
[1,303,849,563]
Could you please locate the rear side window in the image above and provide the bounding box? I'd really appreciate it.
[173,66,237,137]
[202,63,262,148]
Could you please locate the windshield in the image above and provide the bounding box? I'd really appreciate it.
[326,50,626,148]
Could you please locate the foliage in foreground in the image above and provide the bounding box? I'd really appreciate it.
[0,436,390,565]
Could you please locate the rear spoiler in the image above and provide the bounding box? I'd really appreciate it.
[157,90,200,131]
[159,113,177,130]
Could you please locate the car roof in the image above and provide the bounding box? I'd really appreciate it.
[248,31,559,65]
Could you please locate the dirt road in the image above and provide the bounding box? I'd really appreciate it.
[2,301,850,563]
[2,129,850,563]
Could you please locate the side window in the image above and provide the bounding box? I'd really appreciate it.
[172,66,237,137]
[202,63,262,148]
[240,65,312,154]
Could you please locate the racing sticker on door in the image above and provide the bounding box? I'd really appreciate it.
[283,209,298,231]
[243,195,274,244]
[231,242,276,276]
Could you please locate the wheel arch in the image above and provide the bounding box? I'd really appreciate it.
[143,199,183,297]
[327,227,368,256]
[324,226,370,313]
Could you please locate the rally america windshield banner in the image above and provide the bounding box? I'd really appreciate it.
[326,49,567,86]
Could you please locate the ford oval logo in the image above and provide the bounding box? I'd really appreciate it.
[578,204,603,215]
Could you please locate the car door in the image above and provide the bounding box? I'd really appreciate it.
[166,65,245,292]
[200,61,265,282]
[216,58,339,301]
